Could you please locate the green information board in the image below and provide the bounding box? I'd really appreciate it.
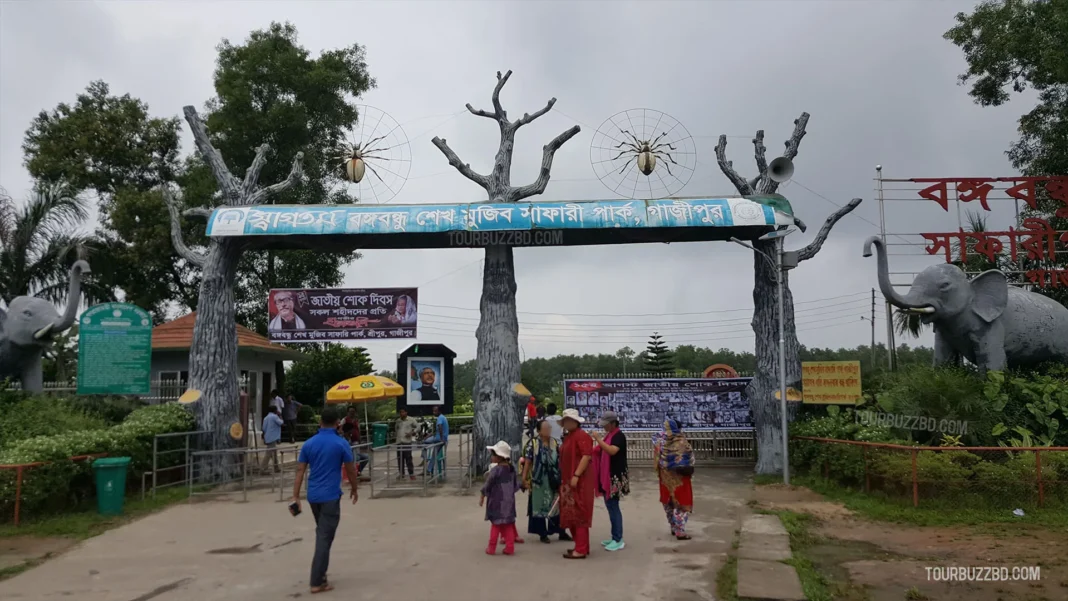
[77,303,152,395]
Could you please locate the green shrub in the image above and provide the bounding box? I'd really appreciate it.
[68,396,148,425]
[0,396,110,449]
[0,403,195,521]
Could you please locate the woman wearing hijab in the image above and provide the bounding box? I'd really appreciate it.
[520,420,570,543]
[558,408,594,559]
[387,295,418,325]
[653,416,695,540]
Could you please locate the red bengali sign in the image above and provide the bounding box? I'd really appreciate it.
[912,175,1068,289]
[910,176,1068,217]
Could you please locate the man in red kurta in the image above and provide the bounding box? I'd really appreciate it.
[558,408,594,559]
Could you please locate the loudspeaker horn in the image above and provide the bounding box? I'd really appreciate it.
[767,156,794,183]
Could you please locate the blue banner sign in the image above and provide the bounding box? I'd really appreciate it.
[205,197,792,237]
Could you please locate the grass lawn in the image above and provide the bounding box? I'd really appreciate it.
[0,487,190,582]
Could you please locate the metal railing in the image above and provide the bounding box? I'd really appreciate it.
[187,442,375,503]
[142,430,210,500]
[624,429,756,463]
[369,442,445,497]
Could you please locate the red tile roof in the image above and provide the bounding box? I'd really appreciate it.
[152,313,304,360]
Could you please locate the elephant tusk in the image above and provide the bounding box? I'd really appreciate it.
[34,324,54,340]
[906,307,936,314]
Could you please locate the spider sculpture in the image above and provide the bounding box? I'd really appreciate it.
[612,129,680,176]
[335,135,391,183]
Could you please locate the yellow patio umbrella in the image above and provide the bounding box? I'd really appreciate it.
[326,375,405,429]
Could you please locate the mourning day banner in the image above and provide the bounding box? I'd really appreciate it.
[267,287,418,343]
[563,378,754,431]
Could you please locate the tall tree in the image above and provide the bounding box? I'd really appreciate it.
[21,81,186,316]
[431,71,580,471]
[285,343,374,406]
[643,333,675,374]
[167,106,304,478]
[21,23,375,327]
[180,22,374,334]
[0,183,110,305]
[945,0,1068,306]
[715,117,862,475]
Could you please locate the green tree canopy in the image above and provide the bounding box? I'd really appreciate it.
[455,342,934,407]
[21,22,376,328]
[643,332,675,374]
[181,21,375,333]
[0,183,111,305]
[285,343,374,406]
[945,0,1068,305]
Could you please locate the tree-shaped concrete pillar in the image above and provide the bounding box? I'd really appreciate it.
[167,106,303,479]
[431,71,579,471]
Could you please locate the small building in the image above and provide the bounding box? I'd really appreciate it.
[150,313,305,423]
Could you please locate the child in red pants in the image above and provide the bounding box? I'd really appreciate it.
[480,441,520,555]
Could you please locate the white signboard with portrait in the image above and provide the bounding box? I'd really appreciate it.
[407,357,446,405]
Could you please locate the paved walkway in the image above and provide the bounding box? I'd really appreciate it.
[1,468,752,601]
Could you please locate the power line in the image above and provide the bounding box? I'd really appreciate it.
[417,297,877,330]
[414,312,872,341]
[420,290,869,317]
[414,317,867,345]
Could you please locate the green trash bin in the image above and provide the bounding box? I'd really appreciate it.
[373,422,389,448]
[92,457,131,516]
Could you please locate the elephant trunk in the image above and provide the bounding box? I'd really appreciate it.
[53,260,90,332]
[862,236,930,311]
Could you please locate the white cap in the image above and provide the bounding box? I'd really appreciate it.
[486,440,512,458]
[561,408,585,423]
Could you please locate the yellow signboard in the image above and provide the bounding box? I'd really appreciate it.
[801,361,862,404]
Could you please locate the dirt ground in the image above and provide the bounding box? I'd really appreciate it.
[0,537,77,572]
[753,484,1068,601]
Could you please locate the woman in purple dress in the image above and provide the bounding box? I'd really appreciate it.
[480,441,520,555]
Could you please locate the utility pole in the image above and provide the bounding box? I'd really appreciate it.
[870,288,876,366]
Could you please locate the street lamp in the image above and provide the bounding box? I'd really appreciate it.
[731,228,798,484]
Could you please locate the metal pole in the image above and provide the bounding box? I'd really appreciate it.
[152,435,158,499]
[184,434,191,496]
[870,288,876,368]
[776,237,789,486]
[876,165,895,370]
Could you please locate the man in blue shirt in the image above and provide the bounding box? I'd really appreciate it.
[260,406,285,473]
[292,408,359,594]
[422,405,449,477]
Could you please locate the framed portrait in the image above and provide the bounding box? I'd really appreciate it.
[407,357,445,405]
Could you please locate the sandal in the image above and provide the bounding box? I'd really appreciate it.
[310,584,334,594]
[676,534,692,540]
[562,550,587,559]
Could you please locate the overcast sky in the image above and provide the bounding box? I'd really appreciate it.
[0,0,1031,373]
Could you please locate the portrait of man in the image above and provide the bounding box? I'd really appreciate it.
[408,359,443,403]
[269,290,305,331]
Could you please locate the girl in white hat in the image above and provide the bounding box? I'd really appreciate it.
[480,441,520,555]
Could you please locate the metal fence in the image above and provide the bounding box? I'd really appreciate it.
[3,378,251,404]
[626,429,756,463]
[792,436,1068,509]
[141,430,210,500]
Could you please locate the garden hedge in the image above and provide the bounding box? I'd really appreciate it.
[0,403,195,521]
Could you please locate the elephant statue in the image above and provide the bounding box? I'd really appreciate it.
[864,237,1068,373]
[0,261,90,392]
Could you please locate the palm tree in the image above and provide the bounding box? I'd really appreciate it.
[895,211,1003,340]
[0,183,111,305]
